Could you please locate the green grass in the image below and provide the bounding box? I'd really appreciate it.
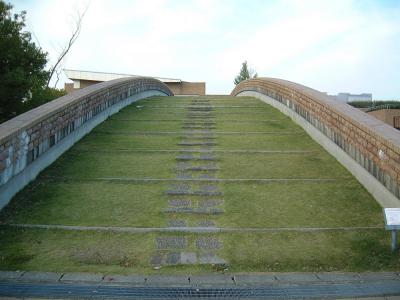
[75,134,181,150]
[218,152,349,179]
[0,95,394,274]
[219,181,382,228]
[44,151,176,179]
[0,182,169,227]
[0,228,398,274]
[216,134,320,150]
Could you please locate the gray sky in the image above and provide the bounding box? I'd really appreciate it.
[11,0,400,99]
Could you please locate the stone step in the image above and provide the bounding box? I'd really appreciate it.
[167,199,223,208]
[163,207,224,214]
[180,136,216,139]
[178,142,217,146]
[175,166,219,172]
[176,155,217,161]
[156,236,187,249]
[150,251,226,266]
[181,126,216,130]
[167,219,187,227]
[165,190,223,196]
[183,122,216,125]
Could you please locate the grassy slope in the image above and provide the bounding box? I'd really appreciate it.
[0,95,393,273]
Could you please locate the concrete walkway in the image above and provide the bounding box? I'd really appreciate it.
[0,271,400,299]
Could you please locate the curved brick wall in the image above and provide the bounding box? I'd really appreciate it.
[232,78,400,203]
[0,77,172,208]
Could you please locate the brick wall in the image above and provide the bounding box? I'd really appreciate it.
[367,109,400,129]
[0,77,172,206]
[231,78,400,200]
[65,81,206,96]
[165,82,206,95]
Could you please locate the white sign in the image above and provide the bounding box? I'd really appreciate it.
[383,208,400,230]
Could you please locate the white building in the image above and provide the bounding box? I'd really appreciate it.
[335,93,372,103]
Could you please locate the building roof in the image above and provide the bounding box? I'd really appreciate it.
[64,69,182,83]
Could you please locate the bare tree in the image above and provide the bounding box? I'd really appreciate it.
[46,4,88,87]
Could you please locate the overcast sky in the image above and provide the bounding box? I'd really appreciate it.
[10,0,400,98]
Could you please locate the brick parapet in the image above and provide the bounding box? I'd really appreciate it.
[0,77,172,186]
[232,78,400,199]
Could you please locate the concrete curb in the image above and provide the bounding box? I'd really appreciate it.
[1,271,399,286]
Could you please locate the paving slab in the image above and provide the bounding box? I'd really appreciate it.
[234,274,277,284]
[189,274,233,285]
[198,252,226,265]
[196,237,223,249]
[155,237,187,249]
[178,142,217,146]
[275,272,319,282]
[198,220,216,227]
[358,272,400,281]
[0,271,25,281]
[145,275,189,285]
[60,272,104,283]
[315,272,361,282]
[163,207,224,215]
[167,219,187,227]
[168,199,191,207]
[103,274,146,284]
[165,190,222,196]
[21,271,62,282]
[180,252,197,264]
[175,173,193,179]
[198,200,224,208]
[165,252,181,265]
[149,254,163,266]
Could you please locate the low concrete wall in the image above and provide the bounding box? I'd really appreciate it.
[232,78,400,208]
[0,77,173,209]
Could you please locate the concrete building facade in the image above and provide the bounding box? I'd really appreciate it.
[335,93,373,103]
[64,69,205,95]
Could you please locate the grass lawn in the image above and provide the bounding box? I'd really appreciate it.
[0,95,394,274]
[0,228,398,274]
[43,151,176,179]
[218,152,350,179]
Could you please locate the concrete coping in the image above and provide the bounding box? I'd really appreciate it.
[0,77,172,143]
[232,78,400,152]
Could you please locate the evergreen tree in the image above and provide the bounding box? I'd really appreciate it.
[0,1,49,121]
[234,61,257,85]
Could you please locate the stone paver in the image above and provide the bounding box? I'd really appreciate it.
[163,207,224,215]
[198,220,216,227]
[167,219,187,227]
[198,252,226,265]
[165,252,180,265]
[168,199,191,207]
[103,274,146,284]
[196,237,223,249]
[155,237,187,249]
[149,254,163,266]
[198,199,224,207]
[180,252,197,264]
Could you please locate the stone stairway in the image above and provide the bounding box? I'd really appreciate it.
[150,97,226,268]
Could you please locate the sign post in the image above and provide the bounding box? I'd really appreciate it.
[383,208,400,252]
